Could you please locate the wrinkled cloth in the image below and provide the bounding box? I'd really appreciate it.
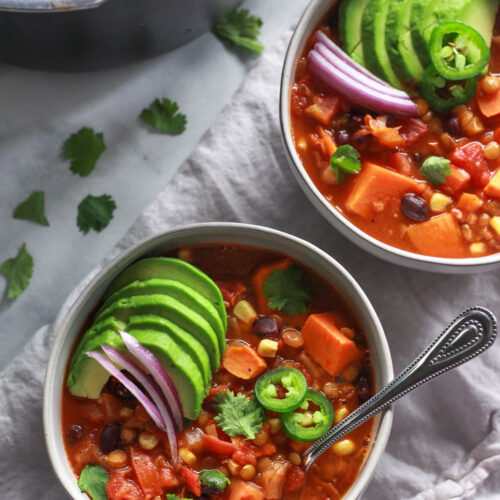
[1,31,499,500]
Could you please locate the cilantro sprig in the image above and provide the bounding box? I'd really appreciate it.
[77,464,109,500]
[140,98,187,135]
[421,156,451,185]
[13,191,49,226]
[213,390,264,440]
[330,144,361,184]
[263,266,312,316]
[199,470,230,494]
[63,127,106,177]
[77,194,116,234]
[213,9,264,54]
[1,243,34,299]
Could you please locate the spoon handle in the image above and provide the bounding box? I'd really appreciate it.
[303,306,497,470]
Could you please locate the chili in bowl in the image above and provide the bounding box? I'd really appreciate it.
[43,223,393,500]
[280,0,500,272]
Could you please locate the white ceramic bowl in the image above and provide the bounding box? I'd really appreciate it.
[279,0,500,274]
[43,222,393,499]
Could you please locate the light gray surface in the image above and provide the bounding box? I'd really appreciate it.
[0,0,309,371]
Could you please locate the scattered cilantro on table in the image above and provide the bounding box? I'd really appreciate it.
[140,98,187,135]
[63,127,106,177]
[0,243,34,299]
[199,469,230,493]
[330,144,361,184]
[421,156,451,185]
[213,8,264,55]
[77,464,109,500]
[77,194,116,234]
[213,390,264,440]
[13,191,49,226]
[263,266,312,316]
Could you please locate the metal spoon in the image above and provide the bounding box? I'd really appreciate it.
[303,306,497,470]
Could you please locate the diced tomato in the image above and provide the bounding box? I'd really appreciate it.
[202,433,237,455]
[155,457,180,491]
[80,402,106,423]
[216,280,246,306]
[253,442,277,458]
[398,118,428,145]
[305,95,340,125]
[208,384,229,399]
[232,446,257,466]
[229,479,265,500]
[441,166,470,195]
[390,152,412,175]
[261,461,290,500]
[99,393,122,420]
[129,447,162,499]
[451,142,491,187]
[106,472,144,500]
[179,465,201,497]
[283,465,306,493]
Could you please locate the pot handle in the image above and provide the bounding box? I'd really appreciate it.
[0,0,109,12]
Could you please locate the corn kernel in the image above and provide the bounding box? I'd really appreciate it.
[484,141,500,160]
[227,459,240,476]
[490,216,500,237]
[342,363,360,382]
[119,407,134,419]
[332,439,356,456]
[268,418,281,434]
[179,447,197,467]
[301,411,314,426]
[107,450,128,468]
[120,426,137,445]
[482,75,500,94]
[253,428,268,446]
[139,431,159,450]
[470,242,486,255]
[321,165,337,185]
[334,406,349,424]
[240,464,256,480]
[289,452,302,466]
[257,339,278,357]
[257,457,272,472]
[430,193,453,212]
[233,300,257,324]
[177,247,192,261]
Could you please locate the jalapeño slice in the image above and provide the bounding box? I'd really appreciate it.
[279,389,334,443]
[429,22,490,81]
[255,367,307,412]
[421,65,477,112]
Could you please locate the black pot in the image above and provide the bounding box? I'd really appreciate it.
[0,0,242,71]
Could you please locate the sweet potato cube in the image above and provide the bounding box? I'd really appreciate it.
[484,169,500,199]
[346,162,423,219]
[222,345,266,380]
[301,313,362,377]
[407,213,465,257]
[455,193,482,214]
[441,166,470,195]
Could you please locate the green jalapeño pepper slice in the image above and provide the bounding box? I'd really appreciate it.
[430,22,490,81]
[279,389,334,442]
[421,65,478,112]
[255,367,307,412]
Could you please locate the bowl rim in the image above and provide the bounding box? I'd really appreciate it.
[43,222,394,499]
[279,0,500,273]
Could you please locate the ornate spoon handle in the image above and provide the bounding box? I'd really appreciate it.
[303,307,497,470]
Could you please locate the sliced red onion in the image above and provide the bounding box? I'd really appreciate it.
[86,350,164,429]
[101,345,178,463]
[307,50,417,116]
[314,42,409,99]
[119,330,184,430]
[314,30,392,87]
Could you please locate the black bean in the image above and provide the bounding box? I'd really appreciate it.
[401,193,430,222]
[104,376,136,401]
[252,316,280,338]
[100,422,121,453]
[67,424,83,442]
[445,116,461,137]
[336,129,351,145]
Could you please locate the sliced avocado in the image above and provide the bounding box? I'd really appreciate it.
[99,278,225,355]
[362,0,403,88]
[386,0,425,84]
[127,313,212,387]
[95,294,221,370]
[458,0,499,47]
[410,0,470,67]
[338,0,371,65]
[104,258,227,331]
[67,328,205,420]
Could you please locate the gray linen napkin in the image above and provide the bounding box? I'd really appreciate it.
[1,32,499,500]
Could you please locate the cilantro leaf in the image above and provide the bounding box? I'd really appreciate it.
[199,470,230,493]
[13,191,49,226]
[330,145,361,184]
[77,194,116,234]
[0,243,34,299]
[421,156,451,185]
[213,9,264,54]
[166,495,190,500]
[140,98,187,134]
[213,390,264,440]
[77,464,109,500]
[263,266,312,316]
[63,127,106,177]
